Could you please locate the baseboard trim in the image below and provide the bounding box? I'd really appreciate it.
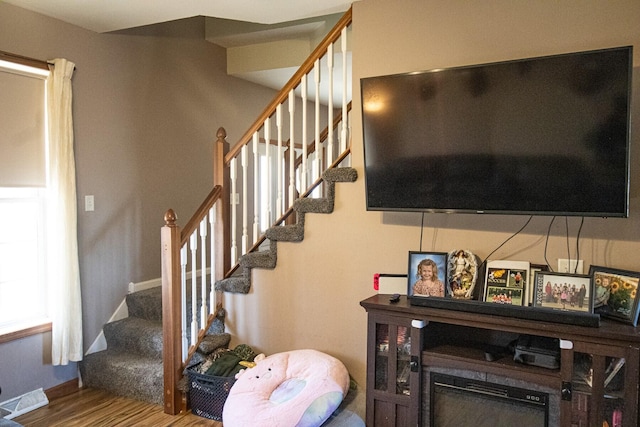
[127,278,161,294]
[45,378,80,401]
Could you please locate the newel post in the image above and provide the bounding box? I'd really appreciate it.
[161,209,183,415]
[214,127,230,308]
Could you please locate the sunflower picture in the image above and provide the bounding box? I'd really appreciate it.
[590,265,640,326]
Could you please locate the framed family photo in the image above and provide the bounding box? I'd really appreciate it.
[590,265,640,326]
[407,251,448,298]
[531,271,592,313]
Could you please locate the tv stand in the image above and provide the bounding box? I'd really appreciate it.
[361,294,640,427]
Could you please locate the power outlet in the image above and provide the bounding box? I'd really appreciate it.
[558,259,584,274]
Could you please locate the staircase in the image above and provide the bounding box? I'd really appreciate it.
[81,8,353,412]
[79,286,230,405]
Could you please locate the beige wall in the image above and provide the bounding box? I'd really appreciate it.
[0,3,278,400]
[226,0,640,390]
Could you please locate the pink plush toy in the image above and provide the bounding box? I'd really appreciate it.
[222,349,350,427]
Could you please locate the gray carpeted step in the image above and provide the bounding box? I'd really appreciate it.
[126,286,162,321]
[80,350,164,405]
[103,317,163,358]
[265,223,305,242]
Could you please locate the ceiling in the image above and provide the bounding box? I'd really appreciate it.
[5,0,353,103]
[3,0,353,33]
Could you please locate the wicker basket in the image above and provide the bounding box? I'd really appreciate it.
[187,367,236,421]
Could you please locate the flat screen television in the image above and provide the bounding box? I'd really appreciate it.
[361,46,632,217]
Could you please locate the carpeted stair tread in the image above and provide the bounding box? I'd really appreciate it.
[294,197,334,213]
[126,287,163,321]
[323,167,358,183]
[103,317,163,358]
[79,350,164,405]
[265,223,305,242]
[215,275,250,294]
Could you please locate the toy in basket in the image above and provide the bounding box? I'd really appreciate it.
[187,344,258,421]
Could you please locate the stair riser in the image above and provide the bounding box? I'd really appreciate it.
[103,318,163,359]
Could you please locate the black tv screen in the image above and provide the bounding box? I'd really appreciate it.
[361,46,632,217]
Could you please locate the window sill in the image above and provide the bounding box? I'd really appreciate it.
[0,319,52,344]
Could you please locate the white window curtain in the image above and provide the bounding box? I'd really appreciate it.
[47,58,83,365]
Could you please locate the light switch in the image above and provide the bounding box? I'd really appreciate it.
[85,195,95,211]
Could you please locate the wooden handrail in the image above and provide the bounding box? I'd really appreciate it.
[180,186,223,246]
[225,7,352,164]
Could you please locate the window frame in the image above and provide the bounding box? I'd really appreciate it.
[0,55,51,343]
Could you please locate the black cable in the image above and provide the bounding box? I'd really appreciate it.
[544,216,556,272]
[565,217,571,267]
[419,212,425,251]
[479,215,533,272]
[574,217,584,274]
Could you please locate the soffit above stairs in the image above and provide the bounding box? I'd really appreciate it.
[110,13,352,104]
[3,0,353,33]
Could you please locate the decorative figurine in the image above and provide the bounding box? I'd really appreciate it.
[447,249,479,299]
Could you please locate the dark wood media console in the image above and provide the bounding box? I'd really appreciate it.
[361,294,640,427]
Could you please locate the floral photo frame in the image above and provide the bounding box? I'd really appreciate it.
[590,265,640,326]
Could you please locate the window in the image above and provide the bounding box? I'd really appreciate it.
[0,56,50,339]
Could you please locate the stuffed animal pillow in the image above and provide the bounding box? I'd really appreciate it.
[222,349,350,427]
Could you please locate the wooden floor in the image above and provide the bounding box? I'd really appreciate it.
[13,388,223,427]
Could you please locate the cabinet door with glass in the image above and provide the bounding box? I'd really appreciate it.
[563,341,639,427]
[366,312,423,427]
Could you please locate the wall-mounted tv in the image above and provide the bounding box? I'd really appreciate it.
[361,46,632,217]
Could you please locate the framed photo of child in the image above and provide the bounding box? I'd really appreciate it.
[531,271,592,313]
[407,251,449,298]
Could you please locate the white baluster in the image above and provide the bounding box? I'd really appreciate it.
[288,89,296,206]
[314,59,321,185]
[199,218,208,328]
[189,232,198,345]
[180,245,188,361]
[252,132,259,243]
[327,43,334,165]
[301,75,308,192]
[208,206,215,312]
[341,26,349,154]
[264,117,272,228]
[276,104,283,219]
[230,158,238,266]
[241,144,248,255]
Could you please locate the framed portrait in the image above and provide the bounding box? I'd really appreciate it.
[590,265,640,326]
[532,271,592,313]
[483,260,530,306]
[407,251,448,298]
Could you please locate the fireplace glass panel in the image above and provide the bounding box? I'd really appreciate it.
[430,373,548,427]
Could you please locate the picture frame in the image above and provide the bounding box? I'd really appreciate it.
[528,264,550,307]
[532,271,592,313]
[407,251,449,298]
[590,265,640,326]
[483,260,530,306]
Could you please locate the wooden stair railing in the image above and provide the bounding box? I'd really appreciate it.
[161,8,352,415]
